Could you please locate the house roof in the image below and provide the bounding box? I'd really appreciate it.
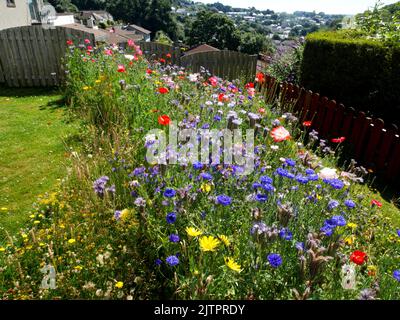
[76,11,112,20]
[63,24,143,44]
[127,24,152,35]
[184,44,220,56]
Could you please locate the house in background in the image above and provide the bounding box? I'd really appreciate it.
[0,0,43,30]
[75,10,114,29]
[184,44,220,56]
[124,24,151,42]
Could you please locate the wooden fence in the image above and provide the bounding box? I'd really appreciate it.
[137,41,182,66]
[259,75,400,184]
[181,50,258,82]
[0,25,94,87]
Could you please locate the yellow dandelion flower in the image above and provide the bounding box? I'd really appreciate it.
[115,281,124,289]
[83,86,90,91]
[199,236,220,252]
[29,214,35,218]
[200,183,212,193]
[68,238,76,244]
[1,207,7,211]
[193,270,199,276]
[225,257,242,273]
[0,247,5,252]
[120,209,130,221]
[344,236,355,245]
[186,227,203,237]
[347,222,357,230]
[34,220,40,224]
[74,265,83,271]
[95,79,101,84]
[218,235,231,247]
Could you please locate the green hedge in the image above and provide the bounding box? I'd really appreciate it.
[300,30,400,123]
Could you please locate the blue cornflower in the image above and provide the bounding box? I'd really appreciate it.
[323,178,344,189]
[261,183,274,193]
[344,199,356,209]
[155,259,162,266]
[164,188,176,198]
[320,224,334,236]
[285,159,296,167]
[275,167,289,177]
[216,194,232,206]
[252,182,262,189]
[169,234,180,243]
[255,193,268,202]
[132,167,146,176]
[114,210,121,220]
[279,228,293,241]
[166,212,177,224]
[393,270,400,282]
[397,229,400,237]
[296,175,309,184]
[286,172,295,179]
[308,174,319,181]
[201,123,210,129]
[327,200,339,211]
[214,115,222,122]
[260,175,273,185]
[331,215,347,227]
[193,162,203,170]
[200,172,213,181]
[166,255,179,266]
[267,253,282,268]
[305,168,315,175]
[93,176,109,197]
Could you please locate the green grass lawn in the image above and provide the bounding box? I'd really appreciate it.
[0,88,78,241]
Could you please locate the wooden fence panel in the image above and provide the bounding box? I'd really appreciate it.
[181,50,257,81]
[377,124,398,171]
[364,118,385,166]
[0,25,94,87]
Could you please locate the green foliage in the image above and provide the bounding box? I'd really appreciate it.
[267,45,304,85]
[154,30,173,45]
[187,10,241,50]
[239,32,271,55]
[300,30,400,122]
[355,1,400,44]
[47,0,78,12]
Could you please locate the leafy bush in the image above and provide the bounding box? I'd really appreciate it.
[300,30,400,123]
[266,43,304,85]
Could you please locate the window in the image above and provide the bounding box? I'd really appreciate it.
[7,0,16,7]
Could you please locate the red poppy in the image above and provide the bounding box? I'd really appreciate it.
[303,121,312,127]
[245,82,255,89]
[166,53,172,58]
[270,126,291,142]
[158,87,169,94]
[117,65,126,73]
[371,199,382,208]
[66,39,73,46]
[158,115,171,126]
[218,93,229,102]
[256,72,265,83]
[258,108,265,114]
[146,69,153,75]
[331,136,346,143]
[87,46,93,51]
[350,250,367,265]
[159,58,166,63]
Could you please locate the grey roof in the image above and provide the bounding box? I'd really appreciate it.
[127,24,151,35]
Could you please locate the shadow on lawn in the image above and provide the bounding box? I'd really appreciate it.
[0,85,61,97]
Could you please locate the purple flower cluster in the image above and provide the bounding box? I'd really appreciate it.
[320,215,347,236]
[93,176,110,197]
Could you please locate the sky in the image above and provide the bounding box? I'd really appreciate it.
[197,0,399,15]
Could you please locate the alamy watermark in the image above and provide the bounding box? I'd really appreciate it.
[145,121,256,175]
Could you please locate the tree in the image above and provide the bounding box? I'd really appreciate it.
[187,10,241,50]
[47,0,78,12]
[239,32,269,55]
[106,0,179,41]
